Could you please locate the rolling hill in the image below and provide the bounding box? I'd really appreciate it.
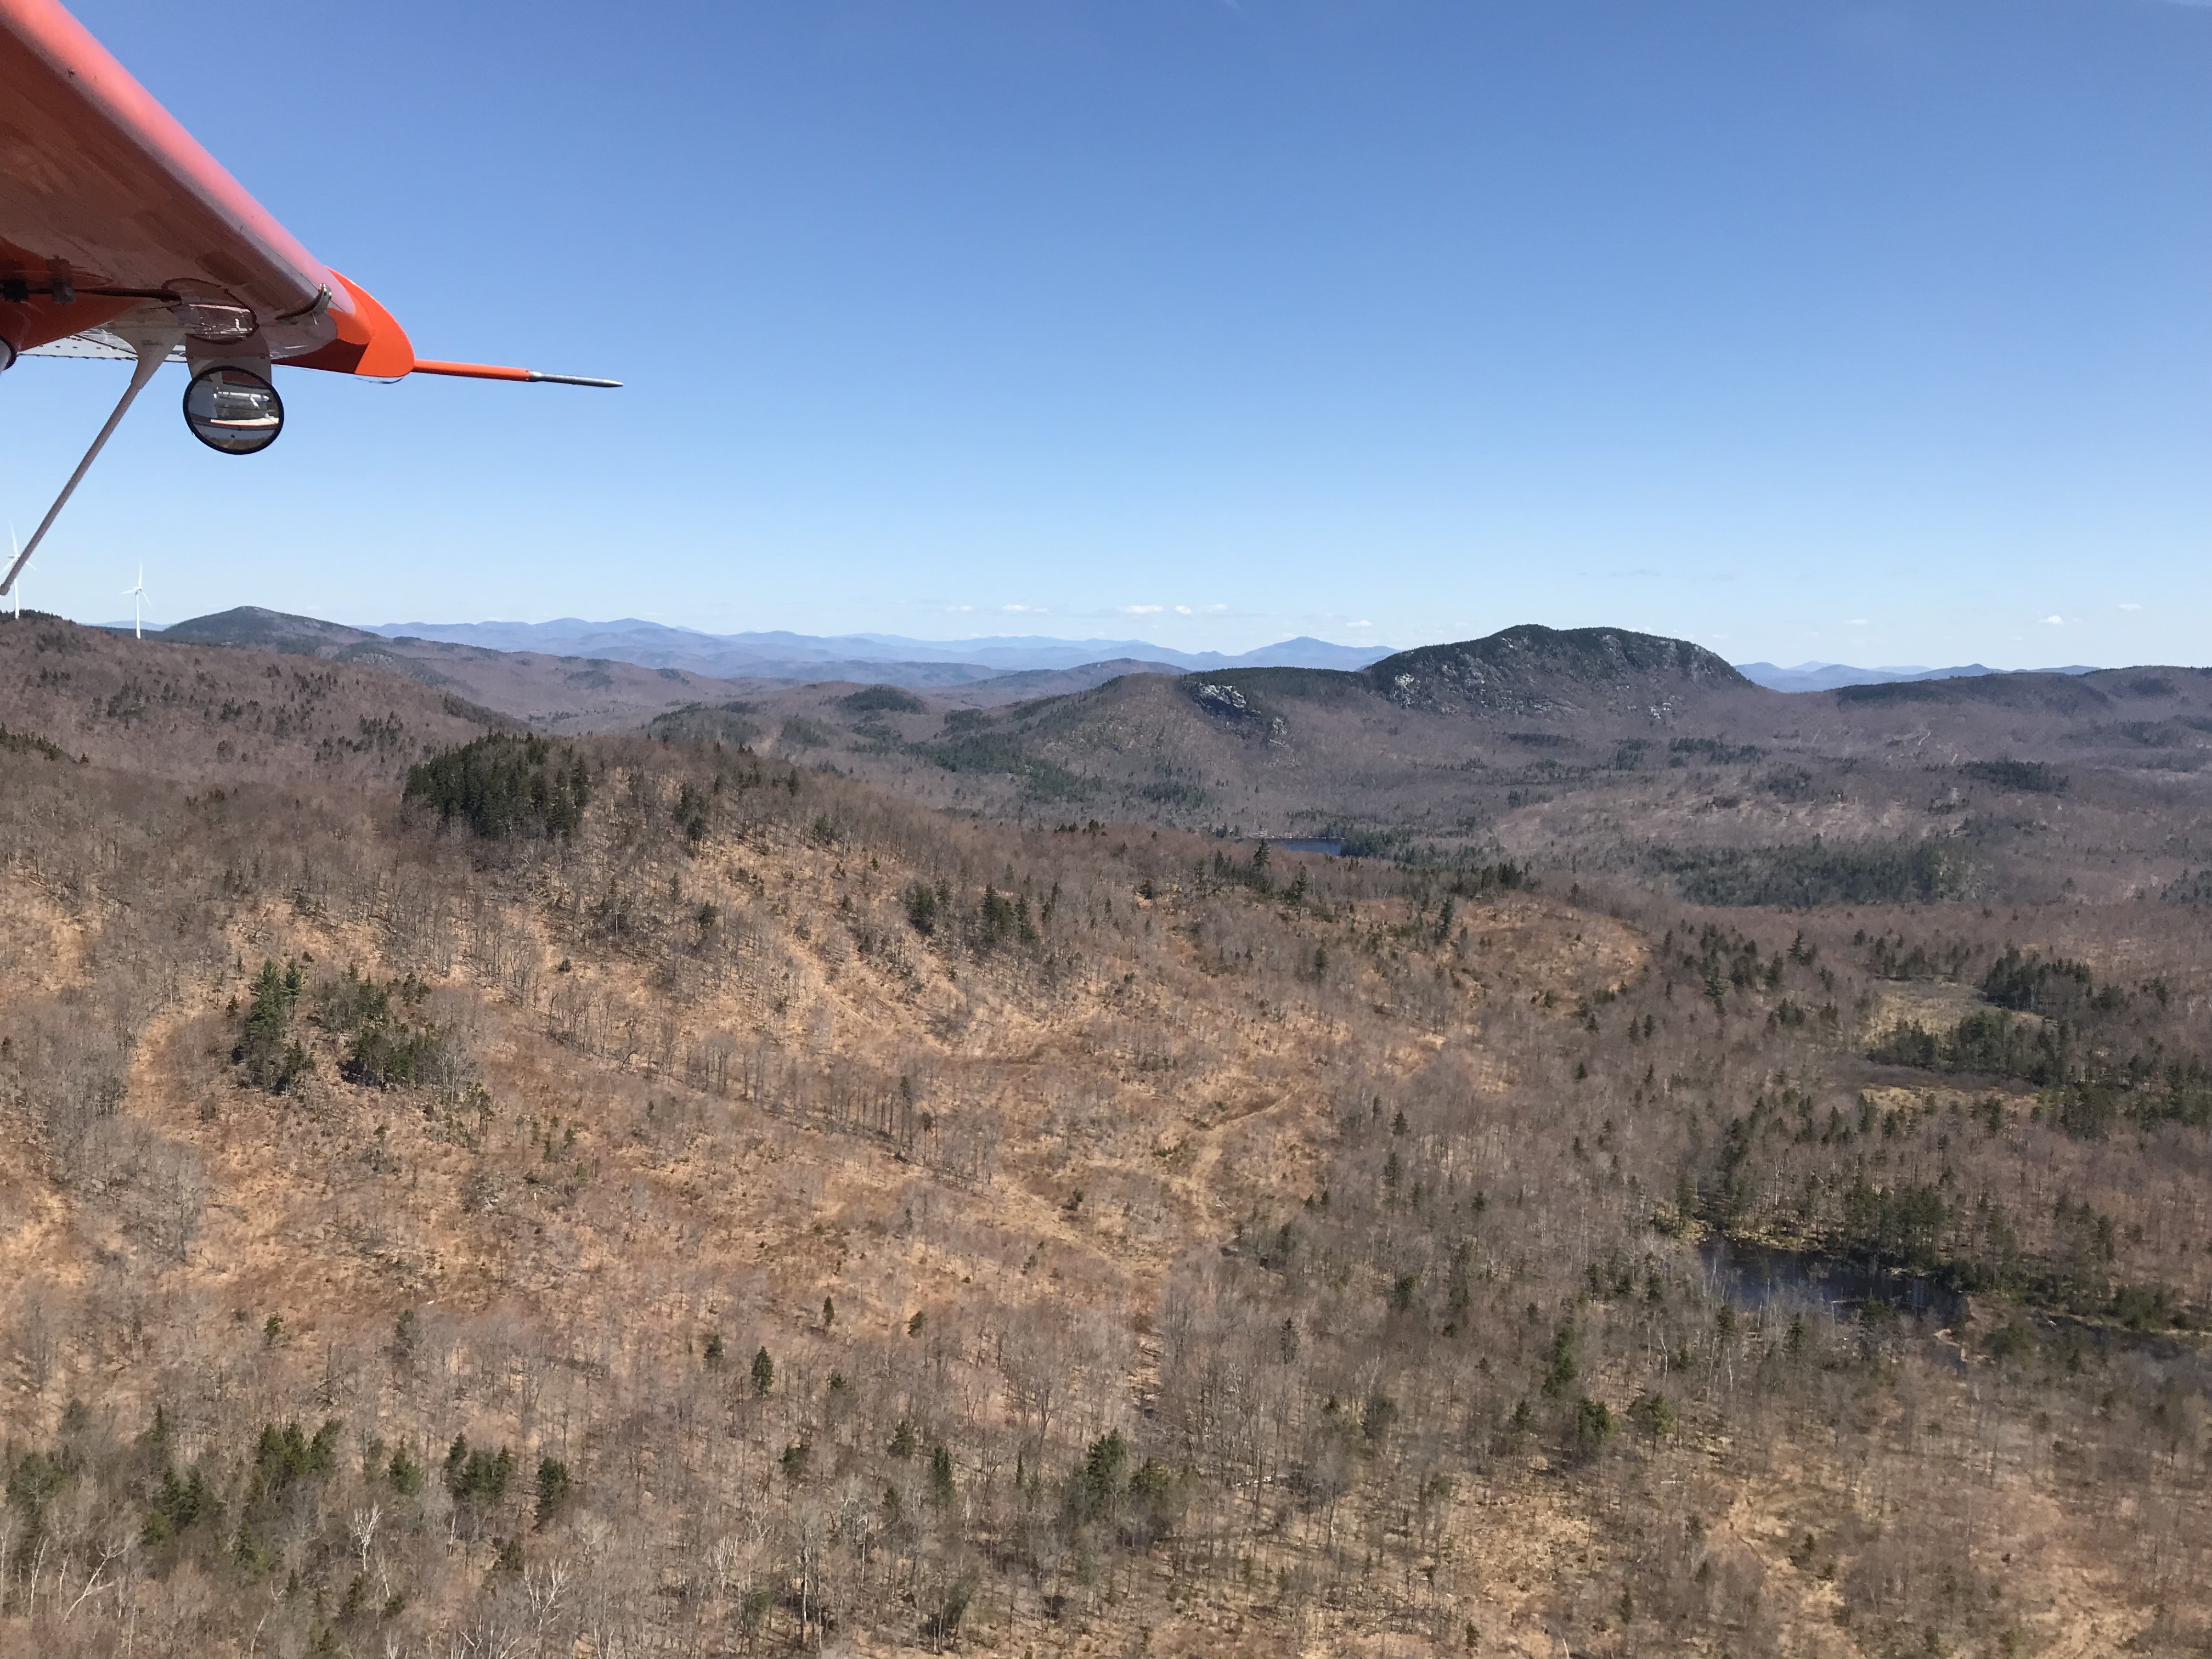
[691,627,2212,896]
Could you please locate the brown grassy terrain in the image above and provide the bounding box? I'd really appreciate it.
[1,618,2208,1659]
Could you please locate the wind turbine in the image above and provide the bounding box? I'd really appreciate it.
[123,566,146,639]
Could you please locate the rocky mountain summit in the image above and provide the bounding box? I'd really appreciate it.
[1365,624,1751,719]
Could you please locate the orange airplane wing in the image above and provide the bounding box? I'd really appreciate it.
[0,0,614,592]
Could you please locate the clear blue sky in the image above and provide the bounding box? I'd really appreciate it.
[10,0,2208,667]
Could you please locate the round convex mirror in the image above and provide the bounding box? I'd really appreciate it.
[183,365,284,454]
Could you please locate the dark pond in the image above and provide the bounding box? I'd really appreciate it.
[1699,1235,1967,1329]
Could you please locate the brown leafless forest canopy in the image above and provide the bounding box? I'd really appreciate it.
[3,613,2210,1659]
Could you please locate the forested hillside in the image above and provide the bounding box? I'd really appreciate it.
[642,629,2212,897]
[1,617,2208,1657]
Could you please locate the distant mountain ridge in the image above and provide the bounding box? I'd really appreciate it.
[1736,659,2101,693]
[148,606,1355,725]
[153,606,733,729]
[362,617,1391,684]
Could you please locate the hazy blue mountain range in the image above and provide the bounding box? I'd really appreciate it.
[360,618,1392,685]
[1734,659,2101,694]
[127,605,2112,697]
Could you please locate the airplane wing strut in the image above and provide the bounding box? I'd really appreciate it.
[1,321,178,597]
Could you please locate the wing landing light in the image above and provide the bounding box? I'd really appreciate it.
[0,0,618,599]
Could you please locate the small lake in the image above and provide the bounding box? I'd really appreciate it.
[1700,1235,1967,1328]
[1276,838,1344,856]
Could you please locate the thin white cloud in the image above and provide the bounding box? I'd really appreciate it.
[1350,619,1374,629]
[1173,605,1192,616]
[1003,603,1048,614]
[2119,602,2142,611]
[2042,614,2064,626]
[1844,618,1869,627]
[1120,604,1165,616]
